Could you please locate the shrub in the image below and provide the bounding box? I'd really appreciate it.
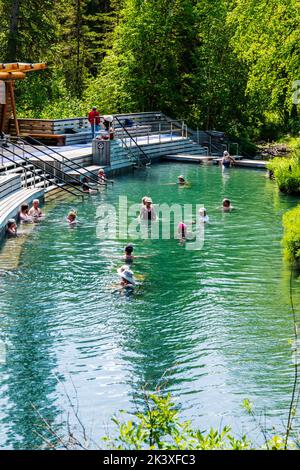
[282,205,300,263]
[267,148,300,195]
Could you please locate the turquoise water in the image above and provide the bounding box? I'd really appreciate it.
[0,162,300,449]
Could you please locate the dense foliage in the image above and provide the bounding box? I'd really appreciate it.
[268,150,300,195]
[282,205,300,263]
[103,393,295,450]
[1,0,300,139]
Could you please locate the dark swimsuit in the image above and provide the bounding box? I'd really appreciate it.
[223,160,230,168]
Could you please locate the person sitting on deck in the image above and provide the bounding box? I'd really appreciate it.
[140,197,156,222]
[6,219,17,237]
[19,204,33,223]
[221,151,235,168]
[29,199,43,221]
[88,106,101,139]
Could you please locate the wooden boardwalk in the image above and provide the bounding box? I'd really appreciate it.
[163,154,266,169]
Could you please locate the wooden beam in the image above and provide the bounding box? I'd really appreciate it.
[8,81,19,136]
[0,84,8,133]
[0,72,26,80]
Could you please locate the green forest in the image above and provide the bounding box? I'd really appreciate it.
[1,0,300,142]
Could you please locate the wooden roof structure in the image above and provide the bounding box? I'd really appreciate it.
[0,62,46,136]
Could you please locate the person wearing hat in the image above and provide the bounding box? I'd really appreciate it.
[140,197,156,222]
[117,265,136,288]
[88,106,101,139]
[199,207,209,223]
[178,175,186,185]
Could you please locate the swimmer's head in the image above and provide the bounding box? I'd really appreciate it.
[142,196,148,205]
[223,151,229,157]
[21,203,29,213]
[144,197,152,207]
[222,199,231,208]
[178,175,185,183]
[199,207,207,217]
[32,199,39,208]
[7,218,16,228]
[68,211,77,221]
[125,244,134,255]
[98,168,105,174]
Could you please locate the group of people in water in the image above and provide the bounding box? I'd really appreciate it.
[6,199,44,237]
[5,151,234,290]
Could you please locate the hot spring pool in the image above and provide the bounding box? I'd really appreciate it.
[0,162,299,449]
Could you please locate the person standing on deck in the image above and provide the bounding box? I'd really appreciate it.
[88,106,101,139]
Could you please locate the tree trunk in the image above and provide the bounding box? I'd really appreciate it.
[6,0,21,61]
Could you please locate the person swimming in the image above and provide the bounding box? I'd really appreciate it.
[117,265,136,288]
[222,198,232,212]
[124,244,134,264]
[199,207,209,223]
[6,219,17,237]
[178,175,186,186]
[67,210,77,224]
[178,222,188,242]
[221,151,235,168]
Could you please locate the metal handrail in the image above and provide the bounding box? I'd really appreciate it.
[114,116,151,166]
[9,141,85,196]
[2,147,84,199]
[21,136,100,185]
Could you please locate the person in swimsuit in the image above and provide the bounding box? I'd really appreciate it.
[29,199,43,220]
[117,265,136,289]
[98,168,113,186]
[6,219,17,237]
[178,175,186,186]
[222,199,232,212]
[67,211,77,224]
[221,151,235,168]
[19,204,33,224]
[124,244,134,264]
[140,197,156,222]
[199,208,209,223]
[178,222,188,242]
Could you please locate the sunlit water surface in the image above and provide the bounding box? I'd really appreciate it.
[0,162,300,449]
